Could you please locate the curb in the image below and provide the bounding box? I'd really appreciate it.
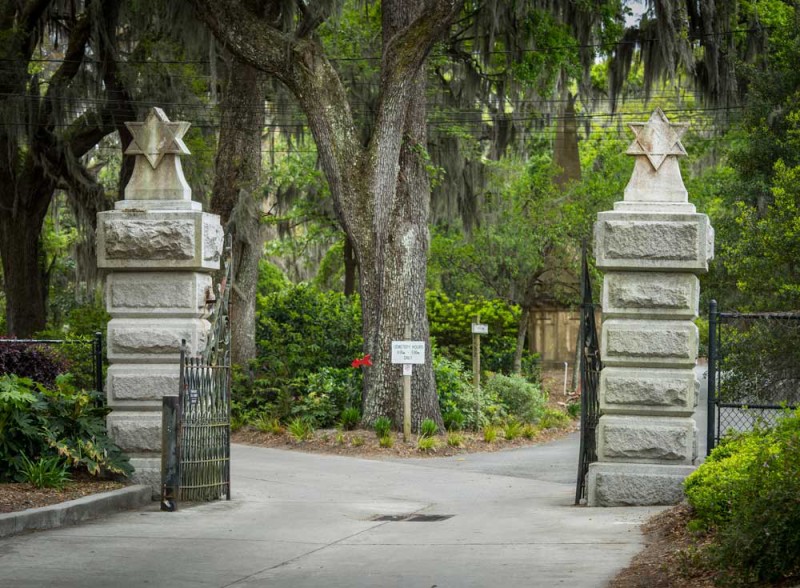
[0,485,153,538]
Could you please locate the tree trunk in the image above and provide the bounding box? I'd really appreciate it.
[0,202,49,337]
[343,235,357,296]
[358,0,442,430]
[513,306,531,375]
[553,92,581,188]
[210,58,266,366]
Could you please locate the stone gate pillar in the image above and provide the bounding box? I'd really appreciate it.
[96,107,223,489]
[587,108,714,506]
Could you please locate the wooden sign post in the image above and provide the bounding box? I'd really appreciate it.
[391,326,425,441]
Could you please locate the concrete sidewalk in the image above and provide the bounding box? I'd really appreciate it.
[0,434,665,588]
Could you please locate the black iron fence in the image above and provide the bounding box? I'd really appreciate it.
[576,246,601,505]
[707,300,800,452]
[0,332,104,393]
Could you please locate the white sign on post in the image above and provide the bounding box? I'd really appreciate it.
[402,364,413,376]
[391,341,426,364]
[471,323,488,335]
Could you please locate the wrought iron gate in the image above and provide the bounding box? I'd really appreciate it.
[162,238,233,510]
[707,300,800,453]
[575,245,602,505]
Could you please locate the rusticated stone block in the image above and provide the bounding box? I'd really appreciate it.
[106,272,211,318]
[107,364,179,408]
[107,318,209,362]
[96,210,222,271]
[587,462,695,506]
[595,211,713,272]
[601,319,698,368]
[107,412,161,453]
[126,457,161,495]
[597,415,695,464]
[600,367,697,416]
[602,272,699,319]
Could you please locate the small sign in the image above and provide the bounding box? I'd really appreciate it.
[471,323,489,335]
[189,389,199,405]
[402,364,413,376]
[391,340,426,364]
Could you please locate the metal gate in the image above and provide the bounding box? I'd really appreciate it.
[162,238,233,510]
[707,300,800,453]
[575,245,602,505]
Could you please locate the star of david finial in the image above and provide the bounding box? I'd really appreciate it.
[125,107,190,169]
[626,108,688,171]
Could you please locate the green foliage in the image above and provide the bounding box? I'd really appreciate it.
[254,415,283,435]
[290,390,337,428]
[378,435,393,449]
[538,408,571,429]
[433,354,505,429]
[374,416,392,438]
[482,425,498,443]
[420,418,438,437]
[503,419,523,440]
[17,454,71,489]
[417,436,437,452]
[442,409,465,432]
[426,290,537,375]
[521,424,538,440]
[446,432,464,447]
[339,407,361,431]
[0,374,131,481]
[483,373,547,424]
[351,435,364,447]
[255,285,363,381]
[566,401,581,419]
[287,417,315,441]
[685,410,800,584]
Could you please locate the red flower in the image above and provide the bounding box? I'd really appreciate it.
[351,354,373,368]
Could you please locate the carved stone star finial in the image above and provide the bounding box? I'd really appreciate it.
[626,107,688,171]
[125,107,190,169]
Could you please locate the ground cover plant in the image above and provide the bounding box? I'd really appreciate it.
[0,374,131,485]
[680,409,800,586]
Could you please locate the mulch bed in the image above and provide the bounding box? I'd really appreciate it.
[0,472,126,515]
[232,422,578,459]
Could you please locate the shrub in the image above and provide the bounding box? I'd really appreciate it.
[503,419,523,440]
[538,408,571,429]
[17,454,71,489]
[290,390,337,428]
[442,409,465,431]
[339,407,361,431]
[483,373,546,423]
[566,401,581,419]
[420,418,438,437]
[434,355,505,429]
[446,432,464,447]
[351,435,364,447]
[255,415,283,435]
[0,374,131,481]
[374,416,392,438]
[0,340,68,390]
[378,435,393,448]
[483,425,498,443]
[417,436,437,452]
[685,410,800,584]
[521,424,538,439]
[287,417,314,441]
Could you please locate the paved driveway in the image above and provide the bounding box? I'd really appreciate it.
[0,434,664,588]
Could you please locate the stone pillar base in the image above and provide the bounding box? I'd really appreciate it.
[127,457,162,498]
[587,462,695,506]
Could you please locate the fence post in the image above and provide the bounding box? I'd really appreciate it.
[161,395,180,511]
[707,299,718,454]
[94,331,104,395]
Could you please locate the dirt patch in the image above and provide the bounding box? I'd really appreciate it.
[233,422,578,460]
[0,473,126,515]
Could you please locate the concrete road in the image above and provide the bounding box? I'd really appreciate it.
[0,435,665,588]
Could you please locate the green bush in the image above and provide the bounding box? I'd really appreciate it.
[339,407,361,430]
[0,374,131,482]
[483,373,547,423]
[374,416,392,438]
[420,418,438,437]
[427,291,539,377]
[17,454,71,489]
[434,354,505,429]
[685,410,800,584]
[442,409,465,431]
[538,408,571,429]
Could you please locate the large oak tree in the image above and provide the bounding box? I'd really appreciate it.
[191,0,463,428]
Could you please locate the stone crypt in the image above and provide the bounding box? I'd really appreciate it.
[588,108,714,506]
[96,107,223,489]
